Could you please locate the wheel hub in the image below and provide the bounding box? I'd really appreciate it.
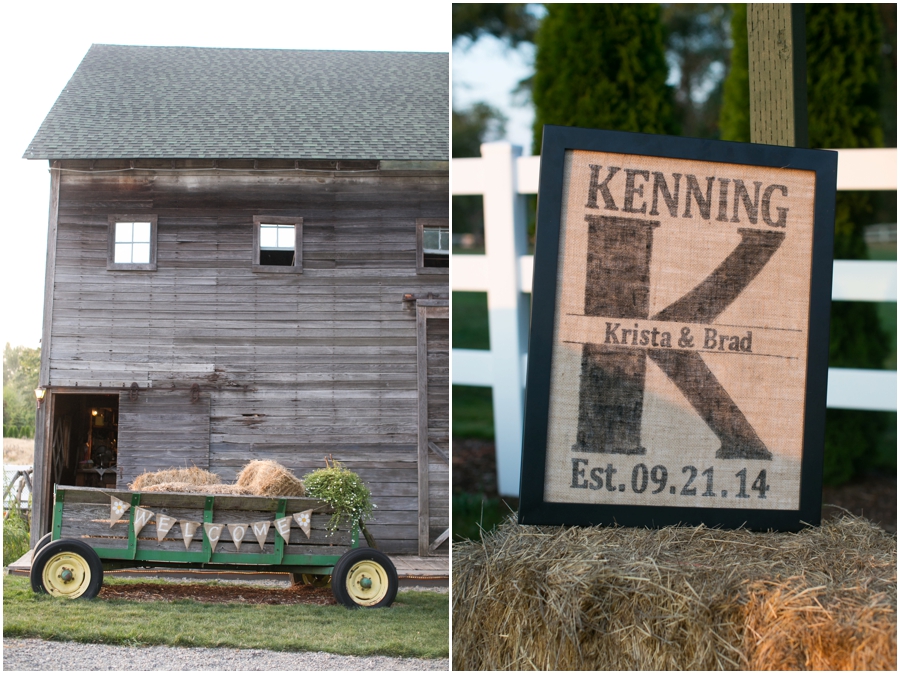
[345,560,389,606]
[42,552,92,598]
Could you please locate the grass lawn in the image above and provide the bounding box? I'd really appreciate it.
[2,576,448,658]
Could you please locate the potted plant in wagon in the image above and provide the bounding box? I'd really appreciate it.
[302,459,397,607]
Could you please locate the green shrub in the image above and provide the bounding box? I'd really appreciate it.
[3,503,30,567]
[303,462,374,533]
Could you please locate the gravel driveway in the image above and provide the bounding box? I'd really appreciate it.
[3,638,449,671]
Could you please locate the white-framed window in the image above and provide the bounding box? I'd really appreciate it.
[417,218,449,274]
[107,215,158,270]
[253,216,303,273]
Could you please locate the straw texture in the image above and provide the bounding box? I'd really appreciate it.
[129,466,221,491]
[452,516,896,670]
[139,482,254,495]
[235,460,306,497]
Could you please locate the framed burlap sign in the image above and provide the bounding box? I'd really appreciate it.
[519,126,837,531]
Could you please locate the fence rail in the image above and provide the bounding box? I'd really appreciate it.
[452,143,898,496]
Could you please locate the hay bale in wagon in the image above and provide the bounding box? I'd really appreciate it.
[129,466,221,491]
[236,460,306,497]
[452,515,896,671]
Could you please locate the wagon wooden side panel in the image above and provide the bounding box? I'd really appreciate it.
[53,486,353,566]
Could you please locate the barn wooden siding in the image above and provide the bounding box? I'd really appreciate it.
[48,159,448,555]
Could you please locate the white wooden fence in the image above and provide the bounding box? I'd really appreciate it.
[452,142,898,496]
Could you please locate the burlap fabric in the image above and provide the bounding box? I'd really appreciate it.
[544,150,816,510]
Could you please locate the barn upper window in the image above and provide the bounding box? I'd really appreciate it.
[253,216,303,273]
[107,215,158,270]
[417,218,449,274]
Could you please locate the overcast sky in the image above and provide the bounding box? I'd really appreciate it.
[0,1,450,349]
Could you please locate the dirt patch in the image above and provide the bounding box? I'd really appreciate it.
[3,438,34,465]
[453,438,897,532]
[99,582,337,605]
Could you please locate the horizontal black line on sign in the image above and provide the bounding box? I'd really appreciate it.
[560,341,798,360]
[565,313,803,333]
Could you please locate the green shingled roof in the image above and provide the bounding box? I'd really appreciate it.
[24,45,448,161]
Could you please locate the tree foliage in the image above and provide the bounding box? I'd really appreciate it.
[719,3,750,142]
[719,4,894,484]
[452,102,508,158]
[531,4,677,153]
[3,344,40,438]
[452,3,539,47]
[663,3,732,139]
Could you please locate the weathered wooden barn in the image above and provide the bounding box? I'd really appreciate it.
[25,45,449,556]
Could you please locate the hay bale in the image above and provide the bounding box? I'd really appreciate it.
[452,516,896,671]
[140,482,254,495]
[235,460,305,497]
[129,467,221,491]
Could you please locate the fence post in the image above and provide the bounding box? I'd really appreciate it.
[480,142,529,496]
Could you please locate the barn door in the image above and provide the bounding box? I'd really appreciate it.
[117,389,211,489]
[417,301,449,556]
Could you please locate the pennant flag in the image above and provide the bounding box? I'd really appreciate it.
[227,523,248,551]
[252,521,270,551]
[293,510,313,539]
[181,521,200,549]
[156,514,177,542]
[109,496,130,528]
[133,507,154,536]
[204,523,224,553]
[274,515,292,542]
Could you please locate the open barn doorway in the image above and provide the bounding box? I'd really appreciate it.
[46,393,120,495]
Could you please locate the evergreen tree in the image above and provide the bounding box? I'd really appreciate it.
[663,3,732,140]
[531,4,677,153]
[719,3,750,142]
[719,4,894,483]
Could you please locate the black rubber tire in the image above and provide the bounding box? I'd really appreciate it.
[331,548,398,608]
[30,539,104,599]
[33,532,53,556]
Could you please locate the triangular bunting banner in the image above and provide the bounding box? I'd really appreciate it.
[156,514,177,542]
[293,510,313,539]
[109,496,130,528]
[181,521,200,549]
[252,521,270,551]
[104,495,338,552]
[204,523,224,553]
[274,515,292,543]
[133,507,154,536]
[227,523,248,551]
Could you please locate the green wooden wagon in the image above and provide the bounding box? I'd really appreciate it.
[29,485,398,608]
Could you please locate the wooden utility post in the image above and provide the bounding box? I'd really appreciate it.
[747,4,808,148]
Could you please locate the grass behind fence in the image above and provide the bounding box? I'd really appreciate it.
[2,576,448,658]
[2,509,30,567]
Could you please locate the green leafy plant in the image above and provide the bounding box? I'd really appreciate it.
[303,461,374,533]
[3,476,31,566]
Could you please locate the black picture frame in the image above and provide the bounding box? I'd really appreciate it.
[518,125,837,531]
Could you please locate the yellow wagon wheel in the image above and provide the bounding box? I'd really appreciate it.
[332,548,398,608]
[30,539,104,600]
